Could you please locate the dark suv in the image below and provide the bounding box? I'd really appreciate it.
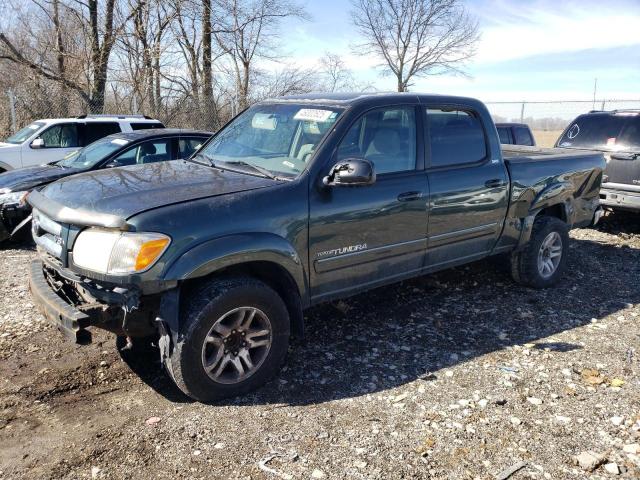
[556,110,640,212]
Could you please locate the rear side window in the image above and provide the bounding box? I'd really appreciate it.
[558,114,640,151]
[514,126,534,146]
[427,108,487,167]
[179,137,206,158]
[130,122,165,130]
[83,122,121,145]
[497,127,512,144]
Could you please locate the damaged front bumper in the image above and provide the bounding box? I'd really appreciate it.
[29,259,164,344]
[0,201,31,241]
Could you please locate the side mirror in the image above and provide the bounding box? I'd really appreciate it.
[30,138,44,149]
[105,160,122,168]
[322,158,376,187]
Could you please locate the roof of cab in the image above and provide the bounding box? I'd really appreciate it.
[103,128,213,142]
[261,92,486,109]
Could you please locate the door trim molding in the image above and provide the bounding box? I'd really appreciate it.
[428,222,498,248]
[314,237,427,273]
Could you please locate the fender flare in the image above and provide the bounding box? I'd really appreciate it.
[163,233,307,293]
[515,181,574,250]
[0,161,13,172]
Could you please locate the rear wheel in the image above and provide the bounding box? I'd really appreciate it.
[165,277,290,402]
[510,216,569,288]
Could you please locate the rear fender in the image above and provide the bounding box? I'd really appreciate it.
[515,181,574,250]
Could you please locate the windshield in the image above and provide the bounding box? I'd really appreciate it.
[5,122,46,144]
[558,114,640,152]
[57,136,129,169]
[197,103,343,178]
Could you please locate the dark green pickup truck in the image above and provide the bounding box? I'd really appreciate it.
[27,93,605,401]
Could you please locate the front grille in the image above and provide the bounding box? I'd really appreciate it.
[32,209,65,259]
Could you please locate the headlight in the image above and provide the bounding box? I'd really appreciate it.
[72,229,171,275]
[0,190,28,206]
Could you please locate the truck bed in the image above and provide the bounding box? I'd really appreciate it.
[502,144,598,161]
[501,144,605,229]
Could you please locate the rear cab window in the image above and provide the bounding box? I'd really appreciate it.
[558,113,640,151]
[514,126,534,146]
[497,127,513,144]
[426,108,487,167]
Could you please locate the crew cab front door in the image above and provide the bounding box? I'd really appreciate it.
[309,105,429,301]
[21,123,81,167]
[424,106,509,268]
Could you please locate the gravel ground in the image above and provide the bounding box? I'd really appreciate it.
[0,212,639,480]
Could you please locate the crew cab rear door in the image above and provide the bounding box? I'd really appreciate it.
[308,103,429,301]
[424,105,509,268]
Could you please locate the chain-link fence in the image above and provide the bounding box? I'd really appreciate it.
[485,99,640,147]
[0,88,233,141]
[3,90,640,149]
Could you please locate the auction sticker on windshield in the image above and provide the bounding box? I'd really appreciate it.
[294,109,335,122]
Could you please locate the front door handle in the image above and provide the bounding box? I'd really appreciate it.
[485,179,506,188]
[397,191,423,202]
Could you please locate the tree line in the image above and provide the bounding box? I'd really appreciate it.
[0,0,478,130]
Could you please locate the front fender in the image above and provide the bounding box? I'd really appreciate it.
[162,233,308,300]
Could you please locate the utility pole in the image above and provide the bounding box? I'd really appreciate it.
[592,78,598,110]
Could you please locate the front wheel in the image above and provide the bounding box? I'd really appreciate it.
[510,216,569,288]
[165,277,290,402]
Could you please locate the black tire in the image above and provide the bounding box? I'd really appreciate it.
[510,216,569,288]
[166,276,290,402]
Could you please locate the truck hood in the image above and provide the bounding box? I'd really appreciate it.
[41,159,279,220]
[0,142,17,149]
[0,164,82,192]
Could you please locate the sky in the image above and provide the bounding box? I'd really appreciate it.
[274,0,640,103]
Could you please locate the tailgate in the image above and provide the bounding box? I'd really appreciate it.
[603,153,640,188]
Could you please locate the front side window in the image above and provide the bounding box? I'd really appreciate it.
[197,104,343,178]
[5,122,45,144]
[336,106,417,175]
[427,108,487,167]
[39,123,79,148]
[112,139,173,166]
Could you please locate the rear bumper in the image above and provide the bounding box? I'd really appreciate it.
[600,186,640,211]
[29,260,92,344]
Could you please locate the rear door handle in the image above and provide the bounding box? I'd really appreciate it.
[397,191,423,202]
[485,179,506,188]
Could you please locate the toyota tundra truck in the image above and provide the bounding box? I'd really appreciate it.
[27,93,605,402]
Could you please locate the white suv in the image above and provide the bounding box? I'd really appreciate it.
[0,115,164,172]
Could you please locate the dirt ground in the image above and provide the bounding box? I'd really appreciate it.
[0,212,639,480]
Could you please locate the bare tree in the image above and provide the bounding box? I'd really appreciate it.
[350,0,479,92]
[213,0,307,109]
[0,0,140,112]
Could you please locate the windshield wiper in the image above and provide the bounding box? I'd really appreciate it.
[222,160,279,180]
[190,152,218,167]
